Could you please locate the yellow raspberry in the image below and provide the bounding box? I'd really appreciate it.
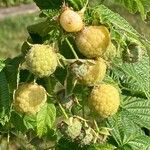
[59,8,84,32]
[13,83,47,115]
[89,84,120,118]
[25,44,58,78]
[75,26,110,58]
[71,58,107,85]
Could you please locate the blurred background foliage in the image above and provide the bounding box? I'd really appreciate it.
[0,0,33,7]
[0,0,149,59]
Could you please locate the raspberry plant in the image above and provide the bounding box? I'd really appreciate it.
[0,0,150,149]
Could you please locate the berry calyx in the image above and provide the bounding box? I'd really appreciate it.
[59,117,82,140]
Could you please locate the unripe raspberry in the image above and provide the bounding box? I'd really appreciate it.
[13,83,47,115]
[25,44,58,78]
[59,8,84,32]
[59,117,82,140]
[75,26,110,58]
[89,84,120,118]
[79,127,94,146]
[71,58,107,85]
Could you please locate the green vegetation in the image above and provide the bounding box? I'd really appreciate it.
[0,0,32,7]
[0,13,37,59]
[0,0,150,148]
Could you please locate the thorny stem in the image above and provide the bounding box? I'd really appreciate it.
[67,79,77,98]
[17,67,20,88]
[75,115,87,122]
[82,86,85,118]
[65,38,79,60]
[6,103,14,150]
[58,102,69,119]
[64,59,95,64]
[79,0,89,14]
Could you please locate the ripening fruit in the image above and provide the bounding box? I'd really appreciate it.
[25,44,58,78]
[59,8,84,32]
[75,26,110,58]
[13,83,47,115]
[71,58,107,85]
[89,84,120,118]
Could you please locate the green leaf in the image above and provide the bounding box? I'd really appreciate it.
[141,0,150,13]
[91,5,140,39]
[4,56,24,93]
[33,0,87,10]
[113,0,150,20]
[54,67,67,85]
[0,60,5,71]
[107,111,150,149]
[11,112,27,132]
[37,103,56,137]
[88,143,116,150]
[127,135,150,149]
[122,96,150,129]
[0,70,10,125]
[23,115,37,130]
[56,137,83,150]
[27,19,60,44]
[67,0,87,10]
[112,54,150,99]
[33,0,62,9]
[107,112,142,146]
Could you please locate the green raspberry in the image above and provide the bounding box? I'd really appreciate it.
[89,84,120,118]
[59,117,82,140]
[75,26,110,58]
[13,83,47,115]
[25,44,58,78]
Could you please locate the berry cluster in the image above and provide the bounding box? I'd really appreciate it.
[13,4,120,146]
[59,116,109,146]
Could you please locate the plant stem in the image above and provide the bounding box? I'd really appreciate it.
[44,77,52,95]
[7,132,10,150]
[65,38,79,60]
[94,119,100,132]
[58,102,69,119]
[82,86,85,118]
[33,77,37,83]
